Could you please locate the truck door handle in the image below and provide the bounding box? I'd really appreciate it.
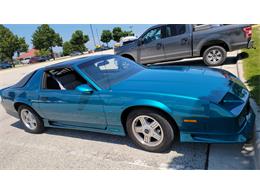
[181,38,188,45]
[156,43,162,49]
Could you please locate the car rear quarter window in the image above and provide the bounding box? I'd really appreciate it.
[13,70,37,88]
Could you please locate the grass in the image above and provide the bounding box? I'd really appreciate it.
[242,26,260,105]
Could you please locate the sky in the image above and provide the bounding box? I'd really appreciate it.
[4,24,152,52]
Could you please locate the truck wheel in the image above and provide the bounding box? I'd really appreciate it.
[203,46,227,66]
[126,109,174,152]
[122,55,135,62]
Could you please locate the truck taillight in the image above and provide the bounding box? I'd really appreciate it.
[243,26,252,38]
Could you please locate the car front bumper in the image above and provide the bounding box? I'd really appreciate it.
[180,104,256,143]
[238,107,255,141]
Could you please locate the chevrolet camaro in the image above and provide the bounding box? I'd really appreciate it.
[0,55,255,152]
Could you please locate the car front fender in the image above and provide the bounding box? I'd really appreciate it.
[122,99,173,117]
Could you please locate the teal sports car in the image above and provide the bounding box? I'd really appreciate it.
[0,55,255,152]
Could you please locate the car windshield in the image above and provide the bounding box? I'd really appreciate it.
[78,55,144,89]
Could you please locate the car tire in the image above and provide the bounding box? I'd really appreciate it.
[203,46,227,66]
[18,105,45,134]
[126,109,175,152]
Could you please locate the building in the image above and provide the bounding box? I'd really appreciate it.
[17,48,39,60]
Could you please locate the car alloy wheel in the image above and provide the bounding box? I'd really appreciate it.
[18,105,45,134]
[131,115,164,147]
[20,108,37,130]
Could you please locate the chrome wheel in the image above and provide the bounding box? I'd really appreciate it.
[20,109,37,130]
[207,49,222,64]
[132,115,164,147]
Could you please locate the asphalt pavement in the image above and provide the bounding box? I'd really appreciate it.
[0,50,255,169]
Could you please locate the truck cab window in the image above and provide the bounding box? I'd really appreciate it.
[165,24,186,37]
[142,27,161,44]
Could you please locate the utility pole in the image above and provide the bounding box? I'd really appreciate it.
[96,29,101,46]
[129,25,134,35]
[90,24,96,48]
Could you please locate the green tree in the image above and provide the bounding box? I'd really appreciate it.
[112,27,124,42]
[70,30,89,53]
[122,30,134,37]
[32,24,63,59]
[101,30,112,46]
[62,41,73,56]
[15,36,29,57]
[35,49,51,57]
[0,25,29,65]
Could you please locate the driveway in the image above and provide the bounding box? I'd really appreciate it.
[0,51,255,169]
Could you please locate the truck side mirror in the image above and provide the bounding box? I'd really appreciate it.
[137,39,143,46]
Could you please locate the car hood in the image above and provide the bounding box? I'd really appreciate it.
[111,66,247,103]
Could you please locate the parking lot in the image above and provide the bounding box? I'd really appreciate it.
[0,50,255,169]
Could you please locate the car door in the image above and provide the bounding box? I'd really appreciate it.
[162,24,192,60]
[38,72,107,130]
[138,26,165,64]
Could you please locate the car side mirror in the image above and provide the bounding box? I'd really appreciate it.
[75,84,93,94]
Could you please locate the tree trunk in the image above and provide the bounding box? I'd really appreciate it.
[17,51,20,57]
[50,47,55,60]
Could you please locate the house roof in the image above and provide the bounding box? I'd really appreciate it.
[17,49,38,60]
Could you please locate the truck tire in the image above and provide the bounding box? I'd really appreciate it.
[203,46,227,66]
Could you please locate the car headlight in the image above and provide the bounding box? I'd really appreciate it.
[219,92,244,110]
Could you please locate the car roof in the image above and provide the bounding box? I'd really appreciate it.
[43,54,114,71]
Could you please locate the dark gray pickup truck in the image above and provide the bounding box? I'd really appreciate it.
[115,24,254,66]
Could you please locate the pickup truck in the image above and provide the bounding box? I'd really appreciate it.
[114,24,254,66]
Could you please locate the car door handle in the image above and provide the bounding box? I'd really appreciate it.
[156,43,162,49]
[181,38,188,45]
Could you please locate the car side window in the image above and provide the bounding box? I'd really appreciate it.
[142,27,161,44]
[165,24,186,38]
[42,68,88,91]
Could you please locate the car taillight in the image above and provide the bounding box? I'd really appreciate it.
[243,26,252,38]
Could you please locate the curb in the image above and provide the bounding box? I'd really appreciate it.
[237,52,260,169]
[250,99,260,169]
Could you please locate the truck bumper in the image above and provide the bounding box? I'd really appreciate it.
[247,39,255,49]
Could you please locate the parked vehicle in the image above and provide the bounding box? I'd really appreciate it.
[0,55,255,152]
[115,24,254,66]
[70,51,82,56]
[21,58,31,64]
[42,55,52,61]
[94,46,112,52]
[0,62,12,69]
[29,56,47,64]
[120,36,137,46]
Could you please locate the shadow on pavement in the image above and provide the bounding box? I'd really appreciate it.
[238,51,249,60]
[10,119,254,170]
[11,120,137,149]
[11,120,208,169]
[46,127,210,169]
